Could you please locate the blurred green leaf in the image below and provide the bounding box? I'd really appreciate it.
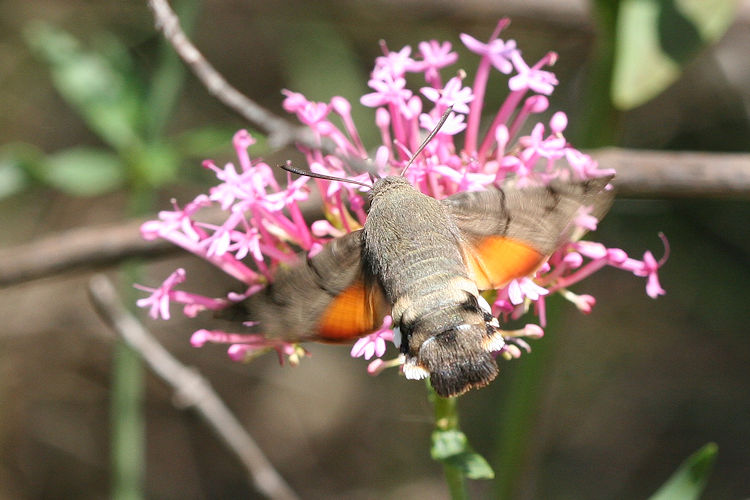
[280,19,363,101]
[0,155,30,199]
[612,0,738,109]
[42,147,125,196]
[649,443,718,500]
[130,142,179,188]
[442,451,495,480]
[24,22,143,151]
[0,143,47,198]
[431,430,494,480]
[432,429,469,460]
[280,18,376,146]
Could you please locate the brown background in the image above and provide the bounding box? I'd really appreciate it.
[1,1,749,498]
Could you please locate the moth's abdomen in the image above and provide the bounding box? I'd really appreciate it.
[418,323,499,397]
[386,244,472,314]
[402,295,501,398]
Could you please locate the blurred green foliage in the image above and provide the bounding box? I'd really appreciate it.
[0,20,246,200]
[612,0,738,109]
[649,443,718,500]
[578,0,737,147]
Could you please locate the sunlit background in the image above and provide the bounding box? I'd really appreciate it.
[1,1,749,498]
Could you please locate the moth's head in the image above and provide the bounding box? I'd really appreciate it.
[403,324,501,398]
[369,175,412,199]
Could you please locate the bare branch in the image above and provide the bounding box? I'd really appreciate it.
[0,218,175,287]
[87,275,300,500]
[147,0,312,149]
[1,149,748,289]
[594,148,750,199]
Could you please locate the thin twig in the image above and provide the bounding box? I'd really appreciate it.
[87,275,300,500]
[147,0,311,149]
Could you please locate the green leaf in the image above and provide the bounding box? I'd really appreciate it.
[612,0,738,109]
[0,143,48,198]
[431,430,494,480]
[0,154,30,199]
[648,443,718,500]
[442,451,495,480]
[130,142,179,188]
[42,147,125,196]
[279,18,377,146]
[432,430,469,460]
[24,22,143,150]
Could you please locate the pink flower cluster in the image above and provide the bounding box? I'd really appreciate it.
[137,19,667,371]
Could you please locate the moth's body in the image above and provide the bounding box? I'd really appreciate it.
[364,177,500,394]
[241,173,613,397]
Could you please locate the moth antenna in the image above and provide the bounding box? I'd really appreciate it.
[278,161,373,190]
[400,104,454,177]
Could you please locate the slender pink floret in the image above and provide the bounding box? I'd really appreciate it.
[135,268,229,320]
[351,317,395,361]
[136,20,666,373]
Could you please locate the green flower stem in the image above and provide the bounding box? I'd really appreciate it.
[110,188,154,500]
[146,0,200,140]
[429,383,468,500]
[110,330,145,500]
[110,1,199,496]
[443,462,468,500]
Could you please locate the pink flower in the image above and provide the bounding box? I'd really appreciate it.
[373,44,417,79]
[135,268,186,320]
[509,51,559,95]
[460,31,516,74]
[191,330,308,365]
[507,278,549,306]
[361,74,412,108]
[420,76,473,114]
[351,317,394,360]
[418,111,467,136]
[135,268,229,320]
[416,40,458,86]
[621,250,668,298]
[137,20,667,377]
[560,290,597,314]
[642,251,667,298]
[519,122,566,161]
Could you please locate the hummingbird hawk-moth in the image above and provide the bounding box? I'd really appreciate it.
[237,165,613,397]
